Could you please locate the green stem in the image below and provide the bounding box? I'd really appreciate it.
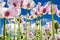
[17,16,21,40]
[23,9,28,40]
[52,12,55,40]
[3,18,6,40]
[35,18,40,40]
[51,13,55,40]
[14,18,16,40]
[35,19,38,40]
[10,19,12,40]
[51,0,56,40]
[39,16,42,40]
[25,9,28,40]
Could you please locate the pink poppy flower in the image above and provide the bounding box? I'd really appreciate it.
[6,25,10,30]
[27,31,34,40]
[57,35,60,40]
[30,2,42,18]
[31,2,50,18]
[41,1,50,15]
[46,21,52,29]
[8,0,35,9]
[46,20,58,29]
[49,34,60,40]
[48,4,58,15]
[3,7,21,18]
[35,2,50,16]
[23,0,35,9]
[0,8,8,18]
[56,10,60,17]
[35,2,42,16]
[16,16,25,24]
[24,13,33,20]
[27,15,33,20]
[7,0,19,8]
[31,9,39,18]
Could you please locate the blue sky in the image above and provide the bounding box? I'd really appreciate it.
[0,0,60,34]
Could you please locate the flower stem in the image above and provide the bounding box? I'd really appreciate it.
[17,16,21,40]
[35,19,38,40]
[51,0,56,40]
[24,9,28,40]
[9,18,13,40]
[14,18,16,40]
[3,18,6,40]
[39,16,42,40]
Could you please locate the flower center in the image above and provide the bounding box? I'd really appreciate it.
[58,13,60,16]
[20,1,23,7]
[13,2,17,7]
[29,33,32,36]
[31,16,33,19]
[5,11,10,17]
[57,38,60,40]
[35,12,38,15]
[43,8,46,13]
[27,3,30,8]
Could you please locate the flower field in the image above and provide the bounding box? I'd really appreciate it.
[0,0,60,40]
